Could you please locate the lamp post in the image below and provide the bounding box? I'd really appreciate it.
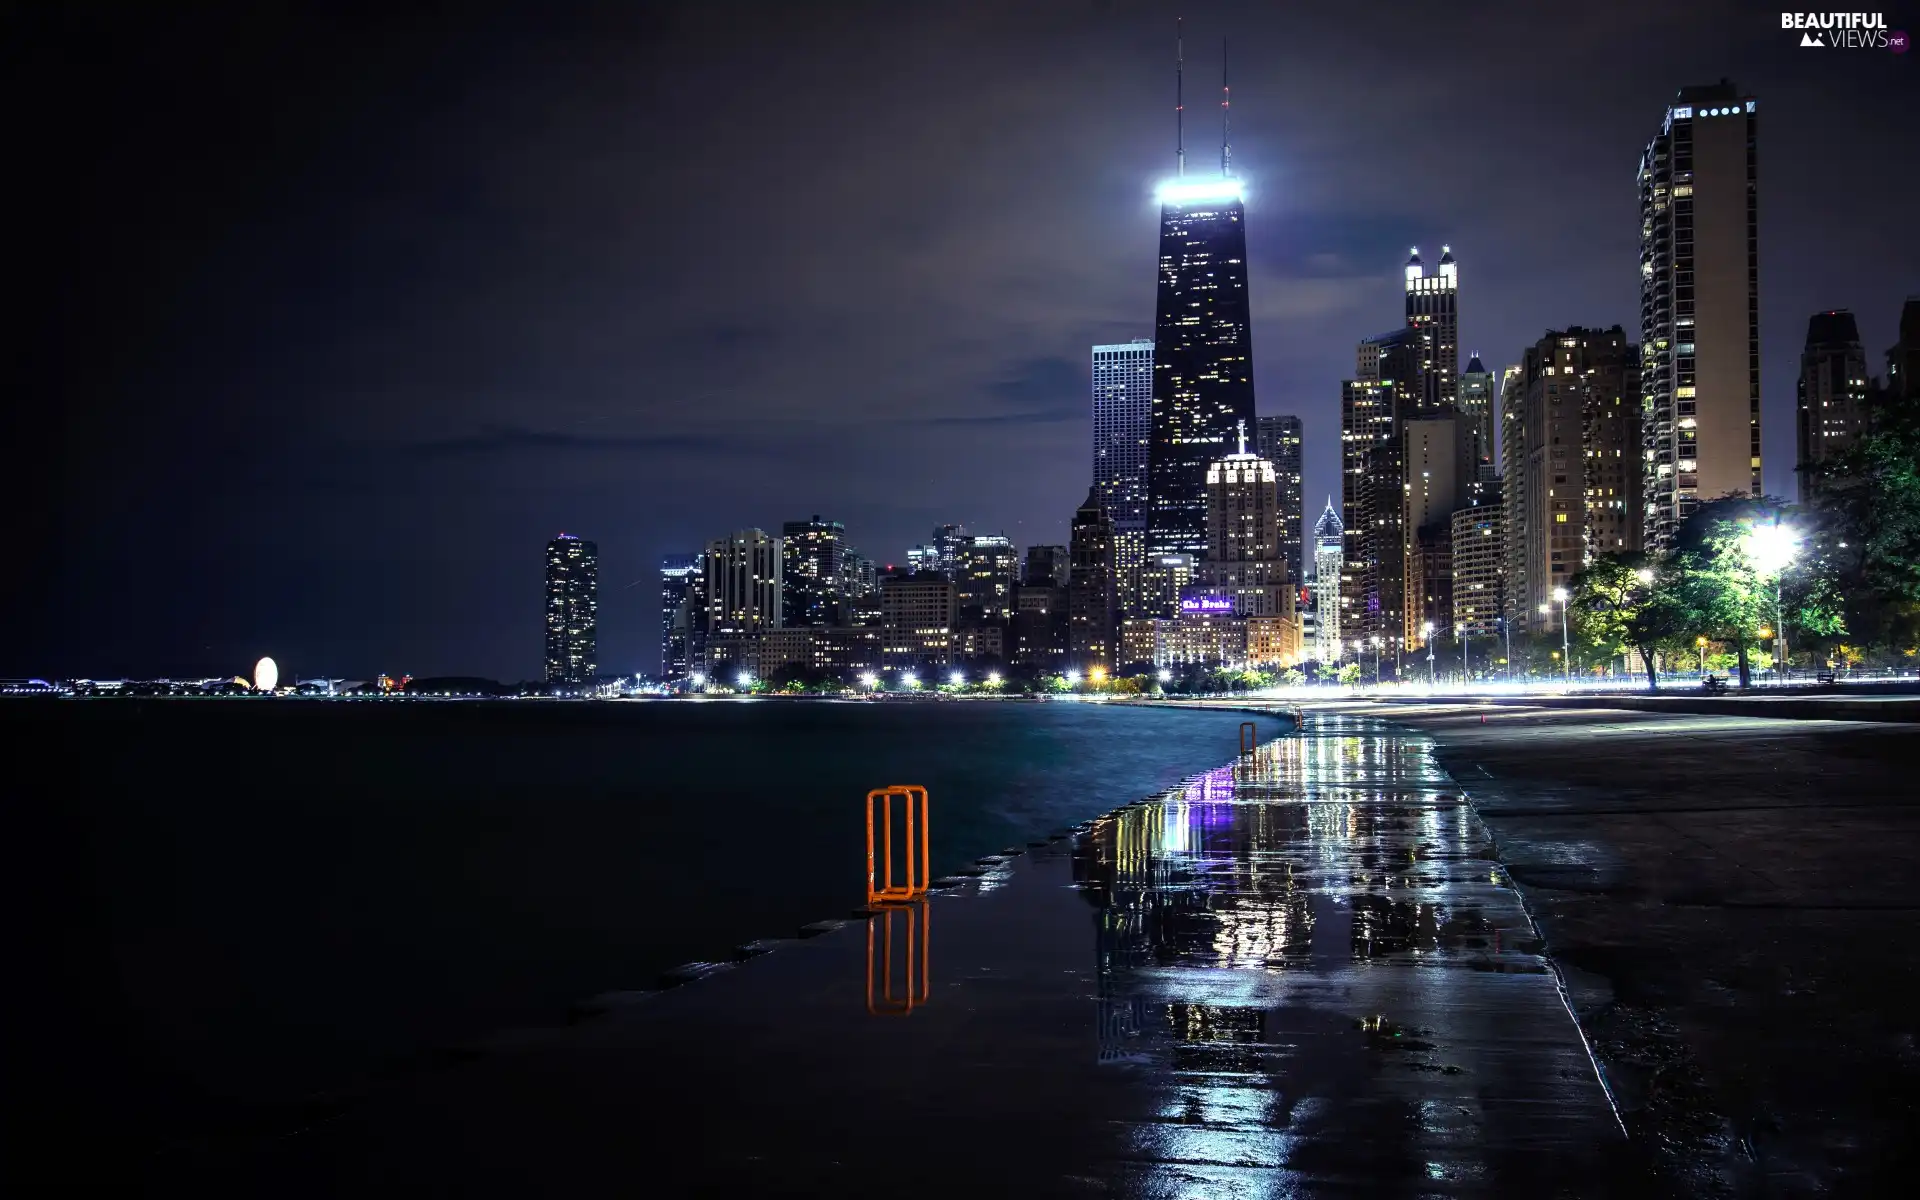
[1422,621,1435,687]
[1499,615,1513,683]
[1370,636,1382,685]
[1552,587,1571,684]
[1460,623,1470,686]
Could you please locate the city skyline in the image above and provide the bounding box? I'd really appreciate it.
[8,4,1915,679]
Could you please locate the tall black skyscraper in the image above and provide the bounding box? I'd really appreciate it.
[1146,171,1257,586]
[545,534,598,685]
[660,553,703,679]
[1144,33,1256,595]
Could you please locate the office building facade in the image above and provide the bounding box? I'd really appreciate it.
[1069,487,1117,670]
[660,553,704,680]
[781,516,845,627]
[1312,500,1344,663]
[956,534,1018,622]
[1640,82,1761,549]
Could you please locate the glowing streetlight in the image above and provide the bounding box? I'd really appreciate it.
[1064,669,1081,685]
[949,670,965,687]
[1635,567,1655,585]
[1697,635,1709,678]
[986,671,1002,686]
[1088,665,1108,684]
[1157,668,1172,683]
[902,673,920,689]
[1550,587,1571,684]
[1421,622,1436,687]
[690,672,707,688]
[859,672,878,689]
[252,657,279,693]
[1740,520,1800,678]
[736,672,754,689]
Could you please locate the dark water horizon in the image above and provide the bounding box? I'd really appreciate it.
[8,697,1278,1170]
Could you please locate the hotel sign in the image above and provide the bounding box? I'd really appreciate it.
[1179,595,1234,614]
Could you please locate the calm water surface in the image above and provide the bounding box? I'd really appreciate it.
[12,697,1274,1155]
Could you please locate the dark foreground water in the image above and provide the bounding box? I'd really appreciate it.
[7,697,1270,1169]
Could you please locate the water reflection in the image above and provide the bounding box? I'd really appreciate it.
[1072,714,1576,1189]
[864,900,929,1016]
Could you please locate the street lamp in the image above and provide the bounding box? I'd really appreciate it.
[950,670,965,687]
[1739,521,1800,680]
[1422,621,1435,687]
[1552,587,1571,684]
[690,672,707,689]
[1157,668,1172,683]
[736,671,754,689]
[859,671,878,690]
[986,671,1002,686]
[1064,669,1081,686]
[1370,636,1382,685]
[1696,636,1709,678]
[903,672,920,689]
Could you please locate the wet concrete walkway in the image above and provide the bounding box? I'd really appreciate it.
[198,714,1628,1197]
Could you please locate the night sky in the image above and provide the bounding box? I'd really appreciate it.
[8,1,1915,681]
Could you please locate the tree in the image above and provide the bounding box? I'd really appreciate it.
[1569,552,1691,691]
[1808,385,1920,651]
[1336,663,1362,686]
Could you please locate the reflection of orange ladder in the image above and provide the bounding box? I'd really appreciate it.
[866,785,929,905]
[866,900,930,1015]
[1239,721,1257,756]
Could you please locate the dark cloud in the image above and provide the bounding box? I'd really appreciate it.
[7,0,1916,678]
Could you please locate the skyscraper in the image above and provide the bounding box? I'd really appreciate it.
[1340,326,1425,643]
[1312,500,1344,663]
[1514,328,1641,630]
[1023,544,1069,589]
[780,516,845,626]
[1458,355,1496,474]
[932,524,968,579]
[1201,422,1292,618]
[1146,174,1257,581]
[705,529,782,641]
[1093,340,1152,614]
[1640,81,1761,550]
[544,534,598,685]
[1796,311,1868,501]
[1069,487,1116,671]
[1405,246,1459,412]
[1450,499,1504,645]
[660,553,703,680]
[1255,414,1304,587]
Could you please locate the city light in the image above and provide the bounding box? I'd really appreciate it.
[1155,177,1245,205]
[252,657,279,693]
[736,672,754,688]
[986,671,1001,686]
[1089,666,1108,683]
[1552,586,1569,603]
[690,672,707,687]
[1157,668,1172,683]
[859,672,877,689]
[1740,522,1801,576]
[902,673,919,689]
[949,670,965,687]
[1635,567,1655,585]
[1065,669,1081,684]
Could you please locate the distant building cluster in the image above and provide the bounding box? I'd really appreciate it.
[542,74,1920,689]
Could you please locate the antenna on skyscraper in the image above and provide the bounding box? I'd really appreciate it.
[1220,37,1231,177]
[1175,18,1186,177]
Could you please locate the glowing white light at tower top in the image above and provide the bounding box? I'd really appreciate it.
[1156,177,1245,206]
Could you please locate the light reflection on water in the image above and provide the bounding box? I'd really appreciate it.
[1071,713,1573,1190]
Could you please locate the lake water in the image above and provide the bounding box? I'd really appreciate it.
[9,697,1275,1165]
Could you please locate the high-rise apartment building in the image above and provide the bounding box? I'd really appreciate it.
[1068,487,1116,670]
[544,534,598,685]
[1451,499,1503,644]
[781,516,845,626]
[1312,500,1343,663]
[1499,365,1529,628]
[660,553,704,680]
[1401,416,1475,645]
[1146,177,1257,582]
[1255,414,1305,587]
[880,572,957,668]
[1640,81,1761,550]
[840,550,880,624]
[1512,328,1641,630]
[705,529,783,638]
[1340,326,1427,644]
[1093,340,1153,614]
[905,544,940,576]
[1796,310,1869,501]
[957,534,1017,621]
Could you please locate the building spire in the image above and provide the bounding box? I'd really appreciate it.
[1175,18,1186,177]
[1220,37,1231,177]
[1236,418,1247,456]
